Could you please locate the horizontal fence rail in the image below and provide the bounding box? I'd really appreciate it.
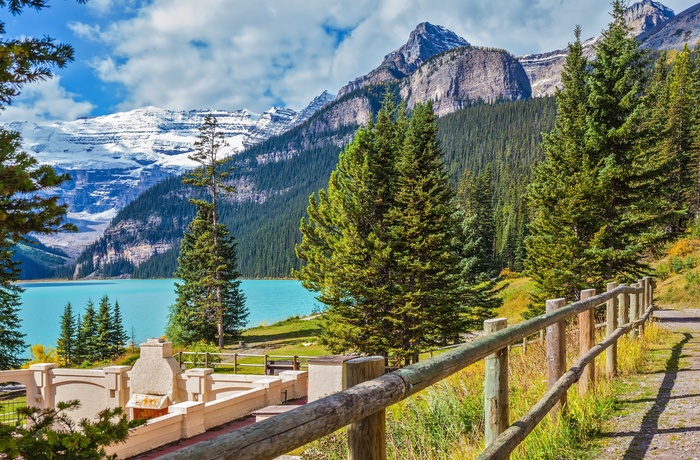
[176,352,317,375]
[160,277,655,460]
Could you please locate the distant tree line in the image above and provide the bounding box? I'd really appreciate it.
[56,296,128,366]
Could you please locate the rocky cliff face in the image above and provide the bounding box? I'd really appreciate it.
[638,3,700,50]
[337,22,470,98]
[626,0,675,35]
[401,47,531,116]
[519,0,678,97]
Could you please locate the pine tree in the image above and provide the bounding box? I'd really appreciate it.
[526,26,598,311]
[168,114,246,348]
[56,303,76,367]
[79,300,98,363]
[526,4,664,314]
[386,103,470,363]
[111,300,128,356]
[95,296,112,361]
[0,239,25,369]
[584,0,660,282]
[295,97,404,357]
[296,98,497,362]
[0,1,80,369]
[167,203,247,346]
[661,45,697,230]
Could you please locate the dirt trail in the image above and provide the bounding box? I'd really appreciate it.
[598,307,700,459]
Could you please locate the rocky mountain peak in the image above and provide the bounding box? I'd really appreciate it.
[337,22,470,98]
[383,22,470,76]
[625,0,675,36]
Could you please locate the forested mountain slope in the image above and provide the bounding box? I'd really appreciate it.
[72,94,555,279]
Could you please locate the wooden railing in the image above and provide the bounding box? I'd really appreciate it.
[160,277,655,460]
[176,351,317,375]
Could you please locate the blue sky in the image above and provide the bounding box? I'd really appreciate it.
[0,0,694,122]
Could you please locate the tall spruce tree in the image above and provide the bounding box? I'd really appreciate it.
[526,26,598,309]
[296,98,499,362]
[295,97,403,357]
[167,114,247,348]
[0,0,81,367]
[79,300,98,364]
[661,45,697,230]
[167,203,247,346]
[111,300,128,356]
[526,4,663,313]
[56,303,76,367]
[95,296,113,361]
[386,103,471,363]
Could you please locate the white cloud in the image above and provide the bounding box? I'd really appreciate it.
[79,0,691,115]
[0,77,94,123]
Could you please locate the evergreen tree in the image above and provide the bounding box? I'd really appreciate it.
[296,98,499,362]
[526,26,597,310]
[168,114,246,348]
[660,45,697,230]
[56,302,76,367]
[0,0,82,368]
[526,4,664,314]
[95,296,112,361]
[167,203,247,346]
[458,167,497,278]
[111,300,128,356]
[386,103,470,363]
[0,239,25,369]
[584,0,660,281]
[295,98,404,357]
[73,314,85,365]
[79,300,98,363]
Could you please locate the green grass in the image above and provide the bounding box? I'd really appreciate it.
[496,276,537,324]
[238,315,327,357]
[0,395,27,426]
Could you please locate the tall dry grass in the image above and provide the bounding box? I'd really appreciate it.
[301,322,660,460]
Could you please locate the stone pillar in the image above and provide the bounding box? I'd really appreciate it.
[279,370,308,400]
[185,368,214,403]
[104,366,131,409]
[252,377,285,405]
[307,355,356,402]
[169,401,206,438]
[30,363,57,409]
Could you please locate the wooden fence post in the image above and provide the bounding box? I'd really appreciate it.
[606,282,618,379]
[629,283,639,340]
[346,356,386,460]
[546,298,566,421]
[579,289,596,396]
[233,353,238,374]
[618,284,628,328]
[484,318,509,448]
[638,279,647,337]
[644,275,654,314]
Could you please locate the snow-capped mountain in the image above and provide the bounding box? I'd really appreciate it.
[5,91,334,256]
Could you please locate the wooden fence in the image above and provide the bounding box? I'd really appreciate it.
[176,352,317,375]
[160,277,655,460]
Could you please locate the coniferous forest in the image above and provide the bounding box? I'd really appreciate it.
[68,94,556,280]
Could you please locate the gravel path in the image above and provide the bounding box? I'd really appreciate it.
[597,307,700,459]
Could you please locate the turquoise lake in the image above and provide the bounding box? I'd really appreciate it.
[16,279,320,356]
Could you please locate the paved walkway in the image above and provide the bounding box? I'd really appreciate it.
[598,308,700,459]
[132,397,306,459]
